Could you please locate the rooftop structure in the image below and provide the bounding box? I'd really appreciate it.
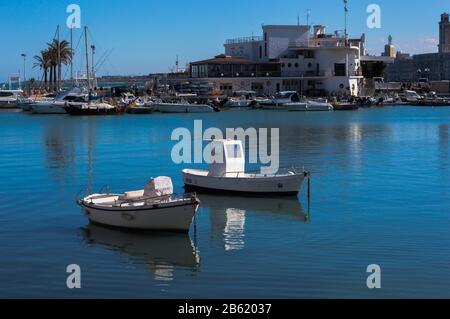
[188,23,389,97]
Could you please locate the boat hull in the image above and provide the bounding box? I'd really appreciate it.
[154,103,214,113]
[31,102,67,114]
[286,103,308,112]
[80,201,198,233]
[0,101,19,109]
[64,105,124,116]
[126,106,154,114]
[183,170,306,195]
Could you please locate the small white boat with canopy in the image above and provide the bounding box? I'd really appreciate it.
[183,140,309,196]
[77,177,200,233]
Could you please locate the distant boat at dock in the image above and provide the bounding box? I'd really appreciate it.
[0,90,24,109]
[153,100,217,113]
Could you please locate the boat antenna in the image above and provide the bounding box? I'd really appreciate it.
[84,26,91,96]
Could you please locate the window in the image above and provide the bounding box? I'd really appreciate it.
[334,63,346,76]
[191,65,199,77]
[259,46,262,59]
[0,92,14,97]
[226,144,242,159]
[264,43,268,57]
[288,63,292,68]
[295,63,299,68]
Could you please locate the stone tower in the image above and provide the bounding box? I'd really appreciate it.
[439,13,450,53]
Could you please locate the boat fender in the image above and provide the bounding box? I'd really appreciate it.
[121,213,135,221]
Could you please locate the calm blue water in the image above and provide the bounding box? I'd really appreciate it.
[0,106,449,298]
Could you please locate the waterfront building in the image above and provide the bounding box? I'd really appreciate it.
[386,13,450,83]
[189,24,384,97]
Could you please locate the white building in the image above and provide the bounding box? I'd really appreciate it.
[190,24,366,96]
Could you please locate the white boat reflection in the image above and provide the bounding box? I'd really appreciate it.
[81,224,200,281]
[199,194,310,251]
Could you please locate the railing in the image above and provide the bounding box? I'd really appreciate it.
[282,70,330,77]
[117,193,198,207]
[217,166,308,179]
[225,36,264,45]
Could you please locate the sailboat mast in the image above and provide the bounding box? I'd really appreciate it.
[70,27,74,86]
[84,26,91,92]
[91,45,96,88]
[57,25,61,91]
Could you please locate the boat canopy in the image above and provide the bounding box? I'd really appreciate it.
[208,140,245,177]
[144,176,174,197]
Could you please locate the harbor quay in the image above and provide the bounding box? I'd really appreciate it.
[3,12,450,112]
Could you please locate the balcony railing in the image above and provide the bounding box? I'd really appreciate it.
[225,36,264,45]
[282,70,362,77]
[288,40,349,48]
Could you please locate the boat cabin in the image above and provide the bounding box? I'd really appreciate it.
[273,91,300,102]
[0,90,23,98]
[208,139,245,177]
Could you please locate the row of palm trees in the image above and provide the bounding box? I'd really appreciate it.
[33,39,72,91]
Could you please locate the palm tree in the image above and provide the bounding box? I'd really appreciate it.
[33,50,50,90]
[46,44,58,91]
[47,40,72,91]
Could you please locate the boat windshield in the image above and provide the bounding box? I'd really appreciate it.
[226,144,242,159]
[274,92,295,99]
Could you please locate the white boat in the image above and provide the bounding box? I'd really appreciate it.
[183,139,309,195]
[0,90,24,108]
[259,91,300,110]
[404,90,423,103]
[281,98,334,112]
[17,98,35,111]
[305,99,334,111]
[226,91,258,108]
[285,102,308,111]
[77,177,200,232]
[119,93,137,106]
[31,89,88,114]
[154,100,215,113]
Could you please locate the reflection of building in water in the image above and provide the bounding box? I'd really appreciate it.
[348,123,363,172]
[224,208,246,251]
[82,224,200,282]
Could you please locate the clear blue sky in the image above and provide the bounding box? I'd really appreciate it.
[0,0,447,82]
